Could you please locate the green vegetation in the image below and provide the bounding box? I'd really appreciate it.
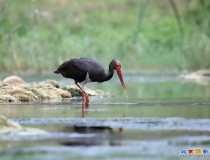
[0,0,209,72]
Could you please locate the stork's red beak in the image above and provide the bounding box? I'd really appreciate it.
[116,66,126,92]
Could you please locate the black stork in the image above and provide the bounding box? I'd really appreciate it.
[54,57,126,105]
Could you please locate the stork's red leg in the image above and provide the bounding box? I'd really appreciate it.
[75,82,89,107]
[81,90,85,105]
[76,82,85,104]
[85,94,89,105]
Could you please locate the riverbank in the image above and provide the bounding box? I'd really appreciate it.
[0,0,209,72]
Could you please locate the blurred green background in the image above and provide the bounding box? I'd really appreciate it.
[0,0,209,73]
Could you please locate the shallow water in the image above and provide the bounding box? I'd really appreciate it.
[1,73,210,160]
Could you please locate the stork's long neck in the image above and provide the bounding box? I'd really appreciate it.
[103,66,114,82]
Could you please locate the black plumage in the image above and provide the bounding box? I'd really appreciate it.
[54,57,115,83]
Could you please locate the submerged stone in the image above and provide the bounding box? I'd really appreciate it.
[0,115,22,129]
[0,115,46,135]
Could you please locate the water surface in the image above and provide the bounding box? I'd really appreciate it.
[0,73,210,160]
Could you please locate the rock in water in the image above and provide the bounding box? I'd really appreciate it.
[0,76,105,102]
[179,69,210,85]
[41,79,60,88]
[0,115,22,129]
[23,81,71,99]
[0,94,20,103]
[0,86,38,102]
[62,85,105,97]
[0,115,46,135]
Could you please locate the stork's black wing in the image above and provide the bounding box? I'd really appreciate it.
[55,59,87,82]
[55,58,107,82]
[77,58,107,82]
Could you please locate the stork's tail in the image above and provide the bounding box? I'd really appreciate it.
[54,70,60,74]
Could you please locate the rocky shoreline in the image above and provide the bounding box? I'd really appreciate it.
[0,76,104,103]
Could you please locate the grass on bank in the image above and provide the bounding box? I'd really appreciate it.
[0,0,209,73]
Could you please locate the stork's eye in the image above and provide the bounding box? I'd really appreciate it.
[116,63,121,68]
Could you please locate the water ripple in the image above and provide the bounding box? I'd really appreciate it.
[13,117,210,131]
